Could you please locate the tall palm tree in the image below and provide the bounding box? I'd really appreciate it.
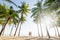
[43,17,50,38]
[44,0,60,37]
[31,1,43,37]
[14,2,29,36]
[0,4,8,36]
[17,1,29,36]
[55,11,60,37]
[0,5,19,36]
[33,16,40,36]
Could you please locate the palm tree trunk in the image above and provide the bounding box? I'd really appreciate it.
[18,22,22,36]
[2,24,5,36]
[43,16,50,38]
[56,26,60,37]
[46,26,50,38]
[17,12,23,36]
[40,23,43,37]
[37,23,40,36]
[14,22,19,36]
[14,13,23,36]
[2,30,4,36]
[39,20,43,37]
[54,27,57,36]
[10,24,14,36]
[0,17,10,36]
[45,21,50,38]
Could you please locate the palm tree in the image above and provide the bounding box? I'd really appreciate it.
[55,11,60,37]
[14,2,29,36]
[0,20,6,36]
[31,1,43,37]
[0,4,8,36]
[44,0,60,37]
[18,17,26,36]
[33,16,40,36]
[0,6,19,36]
[0,4,6,35]
[9,6,19,36]
[43,17,50,38]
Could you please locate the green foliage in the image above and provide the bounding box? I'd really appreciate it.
[18,2,29,24]
[18,2,29,15]
[31,1,42,23]
[44,0,55,6]
[44,0,60,27]
[31,8,38,17]
[44,0,60,10]
[0,4,19,25]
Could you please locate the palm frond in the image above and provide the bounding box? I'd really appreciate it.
[3,0,17,7]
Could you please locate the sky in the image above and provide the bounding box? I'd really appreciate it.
[0,0,60,37]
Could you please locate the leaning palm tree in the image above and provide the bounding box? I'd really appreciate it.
[31,0,43,37]
[18,17,26,36]
[0,5,19,36]
[14,2,29,36]
[44,0,60,37]
[9,17,18,36]
[0,20,6,36]
[0,4,6,35]
[0,4,8,36]
[55,11,60,37]
[8,6,19,36]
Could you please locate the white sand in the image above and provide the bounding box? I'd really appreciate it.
[0,36,60,40]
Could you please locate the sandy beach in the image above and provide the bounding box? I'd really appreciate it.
[0,36,60,40]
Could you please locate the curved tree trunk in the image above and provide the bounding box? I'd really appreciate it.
[14,22,19,36]
[2,24,5,36]
[14,12,23,36]
[0,17,10,36]
[18,22,22,36]
[2,30,4,36]
[46,26,50,38]
[37,23,40,36]
[10,24,14,36]
[18,12,23,36]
